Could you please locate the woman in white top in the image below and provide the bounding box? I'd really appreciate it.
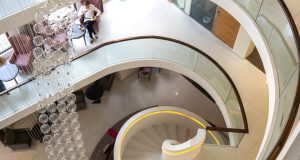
[78,0,101,43]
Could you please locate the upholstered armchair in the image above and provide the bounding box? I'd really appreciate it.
[8,34,33,72]
[2,128,32,151]
[78,0,102,33]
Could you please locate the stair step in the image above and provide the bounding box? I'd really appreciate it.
[125,137,159,154]
[123,154,161,160]
[123,148,160,158]
[124,124,202,160]
[142,126,164,147]
[153,125,169,141]
[165,124,177,141]
[177,126,189,143]
[134,130,162,150]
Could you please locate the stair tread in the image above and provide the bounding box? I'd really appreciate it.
[126,137,159,153]
[153,125,169,141]
[164,124,177,141]
[123,124,201,159]
[136,130,162,149]
[123,154,161,160]
[142,126,164,146]
[177,126,189,143]
[124,148,161,158]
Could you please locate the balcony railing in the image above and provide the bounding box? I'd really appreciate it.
[0,36,248,148]
[0,0,45,19]
[171,0,300,159]
[237,0,300,159]
[0,0,299,159]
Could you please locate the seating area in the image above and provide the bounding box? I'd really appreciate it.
[0,1,103,94]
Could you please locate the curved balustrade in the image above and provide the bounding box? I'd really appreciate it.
[0,0,45,19]
[114,106,216,160]
[234,0,300,159]
[0,36,247,139]
[172,0,300,158]
[161,129,206,160]
[0,0,299,159]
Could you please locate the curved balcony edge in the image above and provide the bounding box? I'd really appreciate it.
[266,1,300,159]
[0,36,248,136]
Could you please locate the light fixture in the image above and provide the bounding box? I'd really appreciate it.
[32,1,87,160]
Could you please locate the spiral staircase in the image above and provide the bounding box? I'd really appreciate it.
[114,106,227,160]
[122,125,213,160]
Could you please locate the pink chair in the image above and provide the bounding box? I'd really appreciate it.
[138,67,153,81]
[52,33,67,44]
[8,34,33,72]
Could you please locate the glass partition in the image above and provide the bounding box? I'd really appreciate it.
[173,0,186,10]
[195,53,231,102]
[171,0,299,156]
[0,38,247,138]
[205,130,244,147]
[233,0,299,158]
[234,0,263,19]
[0,0,45,19]
[102,38,246,130]
[236,0,299,159]
[225,88,244,129]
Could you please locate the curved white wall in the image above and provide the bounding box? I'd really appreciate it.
[209,0,279,159]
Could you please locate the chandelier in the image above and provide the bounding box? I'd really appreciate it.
[31,0,88,160]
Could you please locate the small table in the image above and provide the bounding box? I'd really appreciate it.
[70,24,87,47]
[85,84,104,104]
[0,64,19,84]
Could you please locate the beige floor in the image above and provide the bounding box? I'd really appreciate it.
[0,0,269,159]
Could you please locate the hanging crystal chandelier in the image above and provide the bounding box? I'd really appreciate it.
[31,0,88,159]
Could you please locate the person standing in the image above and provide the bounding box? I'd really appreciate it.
[78,0,102,44]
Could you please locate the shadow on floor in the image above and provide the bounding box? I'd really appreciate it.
[247,48,265,73]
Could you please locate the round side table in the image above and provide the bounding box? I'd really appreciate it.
[0,64,19,84]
